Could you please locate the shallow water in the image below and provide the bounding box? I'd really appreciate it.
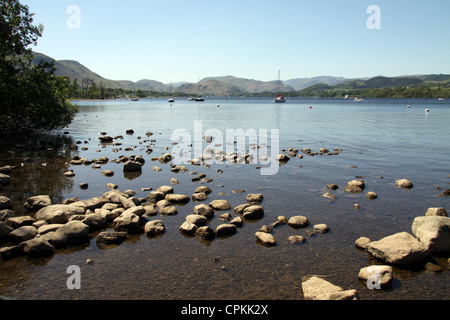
[0,97,449,300]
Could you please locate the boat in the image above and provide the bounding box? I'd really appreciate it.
[438,98,445,101]
[274,70,286,103]
[354,97,364,102]
[195,96,205,102]
[168,82,175,103]
[131,97,139,101]
[275,94,286,103]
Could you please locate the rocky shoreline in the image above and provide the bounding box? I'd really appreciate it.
[1,131,449,300]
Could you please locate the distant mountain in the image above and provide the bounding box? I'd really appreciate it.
[284,76,364,90]
[31,52,450,96]
[31,52,169,92]
[176,76,295,96]
[331,75,450,90]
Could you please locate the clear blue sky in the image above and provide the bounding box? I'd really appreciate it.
[22,0,450,84]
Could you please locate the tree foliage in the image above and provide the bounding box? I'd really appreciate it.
[0,0,77,133]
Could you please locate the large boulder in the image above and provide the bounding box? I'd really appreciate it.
[21,238,54,258]
[9,226,37,243]
[302,276,344,300]
[47,220,90,248]
[35,204,85,224]
[367,232,429,266]
[412,216,450,254]
[24,195,52,211]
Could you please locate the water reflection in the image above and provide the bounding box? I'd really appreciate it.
[0,132,75,215]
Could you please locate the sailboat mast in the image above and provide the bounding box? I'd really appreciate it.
[276,70,280,97]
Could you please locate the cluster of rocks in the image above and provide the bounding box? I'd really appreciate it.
[321,178,424,208]
[0,182,333,261]
[356,207,449,267]
[275,147,342,164]
[301,206,448,300]
[0,188,182,259]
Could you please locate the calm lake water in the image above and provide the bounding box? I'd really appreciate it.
[0,97,449,300]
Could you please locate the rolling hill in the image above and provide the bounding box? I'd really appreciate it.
[31,52,450,97]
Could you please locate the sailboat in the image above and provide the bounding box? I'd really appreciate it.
[195,78,205,101]
[168,81,175,103]
[274,70,286,103]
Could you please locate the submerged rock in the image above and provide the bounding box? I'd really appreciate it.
[209,200,231,211]
[255,231,276,246]
[288,235,306,244]
[242,205,264,220]
[216,224,237,237]
[194,204,215,219]
[288,216,310,228]
[395,179,413,189]
[96,231,128,245]
[144,220,165,237]
[246,194,263,205]
[195,226,215,240]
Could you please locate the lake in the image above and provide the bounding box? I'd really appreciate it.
[0,97,449,300]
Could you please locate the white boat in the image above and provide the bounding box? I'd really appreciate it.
[131,97,139,101]
[354,97,364,102]
[274,70,286,103]
[438,98,445,101]
[168,82,175,103]
[275,95,286,103]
